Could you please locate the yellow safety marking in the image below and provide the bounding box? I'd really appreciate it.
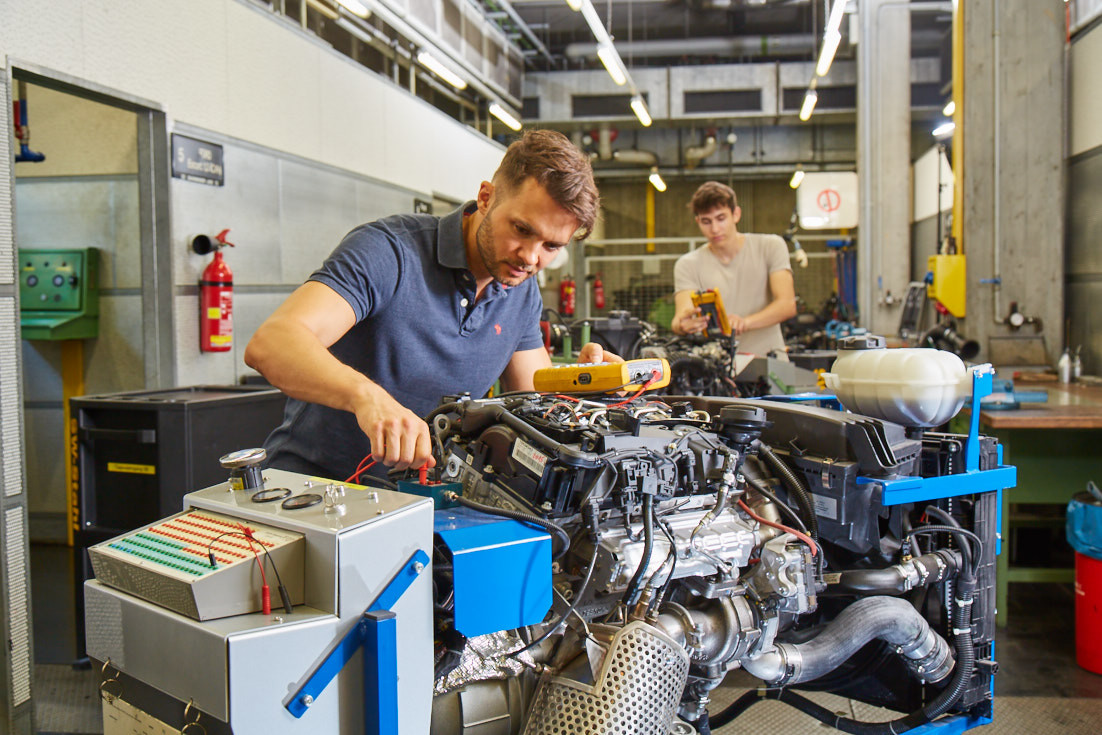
[107,462,156,475]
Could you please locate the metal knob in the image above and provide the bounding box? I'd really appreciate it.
[220,448,267,492]
[324,484,347,516]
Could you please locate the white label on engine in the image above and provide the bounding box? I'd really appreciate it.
[512,439,549,476]
[811,493,839,520]
[823,572,842,585]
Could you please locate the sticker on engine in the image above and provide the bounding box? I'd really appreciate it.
[823,572,842,585]
[810,493,838,520]
[511,439,549,476]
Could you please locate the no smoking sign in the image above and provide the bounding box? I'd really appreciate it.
[797,172,858,229]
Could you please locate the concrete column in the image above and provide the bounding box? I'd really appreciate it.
[961,0,1065,365]
[857,0,913,336]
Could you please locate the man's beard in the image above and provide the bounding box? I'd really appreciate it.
[476,207,533,287]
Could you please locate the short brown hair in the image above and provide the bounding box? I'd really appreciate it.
[493,129,600,240]
[690,181,738,215]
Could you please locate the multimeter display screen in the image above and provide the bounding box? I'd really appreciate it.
[691,290,731,337]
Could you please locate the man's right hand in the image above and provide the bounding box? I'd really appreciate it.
[352,390,436,470]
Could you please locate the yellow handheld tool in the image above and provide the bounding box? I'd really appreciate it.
[533,358,671,394]
[691,289,732,338]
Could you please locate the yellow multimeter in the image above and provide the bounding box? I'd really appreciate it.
[533,358,672,394]
[691,289,732,338]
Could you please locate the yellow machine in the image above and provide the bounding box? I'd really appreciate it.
[692,289,732,338]
[533,358,671,393]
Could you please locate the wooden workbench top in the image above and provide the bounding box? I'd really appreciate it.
[966,383,1102,429]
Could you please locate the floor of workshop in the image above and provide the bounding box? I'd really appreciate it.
[29,544,1102,734]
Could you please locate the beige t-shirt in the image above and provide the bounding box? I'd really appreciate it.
[674,233,791,357]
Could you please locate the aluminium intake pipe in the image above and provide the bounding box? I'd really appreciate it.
[740,596,954,686]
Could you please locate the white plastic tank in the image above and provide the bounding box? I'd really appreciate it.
[822,335,978,427]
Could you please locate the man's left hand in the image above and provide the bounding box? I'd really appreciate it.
[578,342,624,364]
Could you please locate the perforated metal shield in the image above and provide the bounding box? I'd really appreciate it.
[522,621,690,735]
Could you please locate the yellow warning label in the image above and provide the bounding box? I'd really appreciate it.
[107,462,156,475]
[210,334,232,345]
[207,307,222,319]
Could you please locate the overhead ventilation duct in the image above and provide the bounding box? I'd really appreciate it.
[685,134,718,169]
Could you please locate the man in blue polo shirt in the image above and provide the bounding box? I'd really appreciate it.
[245,130,608,480]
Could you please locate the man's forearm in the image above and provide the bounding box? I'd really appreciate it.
[743,297,798,332]
[245,321,384,415]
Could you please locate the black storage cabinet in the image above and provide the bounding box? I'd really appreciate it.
[70,385,285,657]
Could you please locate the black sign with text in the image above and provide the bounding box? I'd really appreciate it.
[171,134,224,186]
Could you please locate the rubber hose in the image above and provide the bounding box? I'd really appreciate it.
[708,689,763,728]
[744,474,811,535]
[741,596,953,685]
[715,583,977,734]
[758,444,819,544]
[451,495,571,560]
[826,550,961,596]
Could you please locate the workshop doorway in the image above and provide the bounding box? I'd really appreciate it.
[7,67,172,680]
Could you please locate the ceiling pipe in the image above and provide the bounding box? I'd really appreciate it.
[685,134,718,169]
[597,125,614,161]
[564,30,944,61]
[566,35,816,60]
[612,149,659,166]
[485,0,554,65]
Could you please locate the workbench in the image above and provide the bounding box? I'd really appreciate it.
[961,383,1102,627]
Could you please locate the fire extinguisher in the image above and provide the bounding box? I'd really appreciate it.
[593,273,605,310]
[559,275,576,317]
[196,229,234,352]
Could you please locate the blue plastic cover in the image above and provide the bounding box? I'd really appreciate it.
[1066,492,1102,560]
[434,507,552,638]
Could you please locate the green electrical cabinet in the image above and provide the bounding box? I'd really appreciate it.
[19,248,100,340]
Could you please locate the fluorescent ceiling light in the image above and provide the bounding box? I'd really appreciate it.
[489,102,522,131]
[932,121,956,138]
[416,50,467,90]
[565,0,583,10]
[943,100,956,117]
[789,169,805,189]
[648,168,667,192]
[826,0,847,34]
[816,28,842,77]
[596,45,627,86]
[630,96,652,127]
[799,90,818,121]
[335,0,370,18]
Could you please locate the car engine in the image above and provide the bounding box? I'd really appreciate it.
[426,390,999,734]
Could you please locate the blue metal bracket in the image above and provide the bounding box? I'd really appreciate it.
[908,712,994,734]
[285,549,430,734]
[857,365,1015,556]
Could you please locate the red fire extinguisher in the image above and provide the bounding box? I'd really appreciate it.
[198,229,234,352]
[559,275,576,317]
[593,273,605,310]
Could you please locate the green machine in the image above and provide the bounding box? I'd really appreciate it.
[19,248,100,340]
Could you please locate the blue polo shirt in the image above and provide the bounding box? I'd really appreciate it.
[263,202,545,480]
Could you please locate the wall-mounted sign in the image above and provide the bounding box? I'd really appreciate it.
[171,133,224,186]
[413,198,433,214]
[797,171,858,229]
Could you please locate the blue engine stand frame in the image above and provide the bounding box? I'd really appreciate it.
[285,549,430,735]
[858,366,1015,734]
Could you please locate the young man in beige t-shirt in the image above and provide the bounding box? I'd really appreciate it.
[671,181,797,357]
